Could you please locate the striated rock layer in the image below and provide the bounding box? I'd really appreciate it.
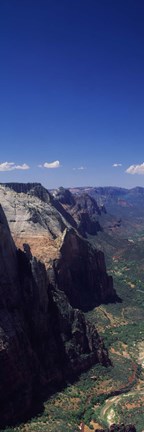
[0,203,110,427]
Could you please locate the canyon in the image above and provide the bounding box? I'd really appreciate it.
[0,183,142,431]
[0,183,114,427]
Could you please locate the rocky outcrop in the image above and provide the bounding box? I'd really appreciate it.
[70,193,102,236]
[0,183,71,267]
[53,186,75,206]
[50,228,116,311]
[0,182,42,194]
[53,187,103,237]
[0,205,110,427]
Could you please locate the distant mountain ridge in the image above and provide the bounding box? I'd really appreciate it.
[69,186,144,218]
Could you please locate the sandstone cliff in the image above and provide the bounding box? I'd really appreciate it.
[50,228,115,310]
[0,204,110,427]
[0,183,116,311]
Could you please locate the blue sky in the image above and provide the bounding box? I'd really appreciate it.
[0,0,144,188]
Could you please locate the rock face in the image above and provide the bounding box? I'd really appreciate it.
[0,183,70,267]
[53,187,103,236]
[51,228,115,310]
[0,183,116,310]
[0,204,110,427]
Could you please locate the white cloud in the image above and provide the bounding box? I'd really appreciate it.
[126,162,144,175]
[0,162,30,171]
[39,160,60,169]
[72,166,87,171]
[112,163,122,167]
[15,163,30,170]
[78,166,86,170]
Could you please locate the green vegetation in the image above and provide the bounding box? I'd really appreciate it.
[103,322,144,350]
